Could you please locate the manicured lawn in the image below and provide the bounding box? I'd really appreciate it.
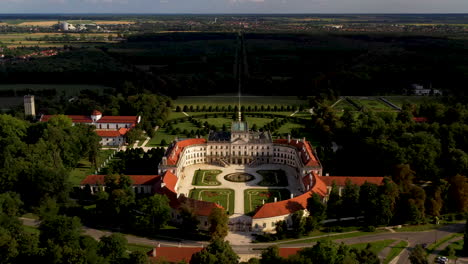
[192,169,222,186]
[195,117,233,129]
[257,170,289,187]
[350,239,395,254]
[189,188,235,215]
[276,123,304,135]
[168,111,188,120]
[127,243,153,253]
[282,230,387,245]
[383,240,408,264]
[146,128,177,147]
[244,188,291,214]
[353,97,394,111]
[174,96,306,107]
[333,99,357,111]
[245,116,276,128]
[69,149,115,185]
[384,96,441,108]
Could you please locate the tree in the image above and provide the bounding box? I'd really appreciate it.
[463,218,468,255]
[128,251,149,264]
[408,245,428,264]
[447,175,468,213]
[190,239,238,264]
[340,179,360,218]
[208,208,228,240]
[134,195,171,234]
[327,182,341,219]
[98,233,128,263]
[179,204,200,233]
[291,210,305,238]
[260,246,281,264]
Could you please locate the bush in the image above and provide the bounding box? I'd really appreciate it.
[361,226,376,232]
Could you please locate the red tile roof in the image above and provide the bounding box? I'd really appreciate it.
[40,115,91,123]
[253,172,328,219]
[147,247,203,263]
[97,116,139,124]
[161,170,178,193]
[178,196,224,216]
[166,138,207,166]
[279,248,301,258]
[274,139,320,167]
[81,175,160,185]
[319,176,384,186]
[413,117,428,123]
[95,127,130,137]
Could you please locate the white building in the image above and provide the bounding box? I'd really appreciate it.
[40,110,141,146]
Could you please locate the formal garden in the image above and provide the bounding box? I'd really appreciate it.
[192,169,222,186]
[189,188,235,215]
[244,188,291,215]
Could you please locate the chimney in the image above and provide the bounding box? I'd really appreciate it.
[290,193,294,199]
[262,199,265,204]
[274,197,277,202]
[151,248,157,257]
[287,134,291,143]
[326,173,329,176]
[303,137,306,142]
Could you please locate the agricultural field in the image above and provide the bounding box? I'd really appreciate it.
[174,96,306,107]
[244,188,291,214]
[257,170,289,187]
[192,169,222,186]
[189,188,235,215]
[0,32,118,47]
[0,20,134,26]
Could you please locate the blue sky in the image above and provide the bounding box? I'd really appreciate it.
[1,0,468,13]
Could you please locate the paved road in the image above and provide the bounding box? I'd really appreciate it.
[21,218,467,263]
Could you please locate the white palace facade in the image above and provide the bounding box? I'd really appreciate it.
[159,121,323,180]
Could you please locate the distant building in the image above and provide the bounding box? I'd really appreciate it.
[40,110,141,146]
[24,95,36,117]
[412,84,442,96]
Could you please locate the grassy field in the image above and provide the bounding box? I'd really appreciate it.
[192,169,222,186]
[244,188,291,214]
[245,116,276,128]
[332,99,357,111]
[427,233,463,253]
[0,84,111,97]
[145,128,176,147]
[257,170,289,187]
[350,239,395,254]
[174,96,306,107]
[0,32,118,47]
[353,97,394,111]
[383,240,408,264]
[441,239,464,259]
[276,123,304,135]
[69,149,115,185]
[195,117,233,129]
[282,230,387,245]
[127,243,153,253]
[189,188,235,215]
[384,96,442,108]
